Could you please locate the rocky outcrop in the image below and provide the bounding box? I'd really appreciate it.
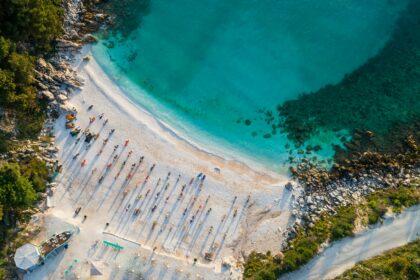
[33,0,111,117]
[281,134,419,243]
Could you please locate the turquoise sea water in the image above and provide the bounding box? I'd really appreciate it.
[92,0,407,171]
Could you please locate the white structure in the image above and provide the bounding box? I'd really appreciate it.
[14,243,41,271]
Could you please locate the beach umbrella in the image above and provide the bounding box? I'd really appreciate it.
[14,243,41,271]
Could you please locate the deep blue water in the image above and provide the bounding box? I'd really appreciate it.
[92,0,407,171]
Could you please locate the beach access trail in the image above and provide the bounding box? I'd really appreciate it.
[281,205,420,280]
[25,46,294,279]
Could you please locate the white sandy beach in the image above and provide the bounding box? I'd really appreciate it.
[25,46,295,279]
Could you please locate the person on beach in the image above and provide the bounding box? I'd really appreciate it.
[88,105,93,110]
[103,119,108,126]
[124,139,129,146]
[73,153,80,160]
[98,113,104,119]
[113,145,119,151]
[81,159,87,167]
[89,116,96,123]
[110,129,115,135]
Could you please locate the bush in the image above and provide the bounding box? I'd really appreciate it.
[330,206,356,240]
[0,163,36,218]
[20,158,49,192]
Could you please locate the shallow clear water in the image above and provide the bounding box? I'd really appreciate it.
[92,0,407,171]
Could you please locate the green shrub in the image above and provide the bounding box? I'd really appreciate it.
[20,158,49,192]
[330,206,356,240]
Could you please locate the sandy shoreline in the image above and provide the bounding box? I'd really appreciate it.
[25,46,294,279]
[82,45,285,187]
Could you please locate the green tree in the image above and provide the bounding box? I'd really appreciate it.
[21,158,49,192]
[7,52,34,85]
[0,163,36,215]
[0,69,16,106]
[0,0,63,53]
[0,37,11,62]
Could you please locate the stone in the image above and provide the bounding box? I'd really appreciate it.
[57,94,68,103]
[38,58,47,68]
[82,34,98,43]
[42,90,55,101]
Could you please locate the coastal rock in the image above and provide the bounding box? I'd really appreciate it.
[82,34,98,43]
[57,94,68,103]
[56,39,82,50]
[42,90,55,101]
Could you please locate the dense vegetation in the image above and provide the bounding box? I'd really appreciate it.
[276,0,419,150]
[0,0,63,278]
[243,184,420,279]
[0,0,63,141]
[0,160,49,278]
[335,240,420,280]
